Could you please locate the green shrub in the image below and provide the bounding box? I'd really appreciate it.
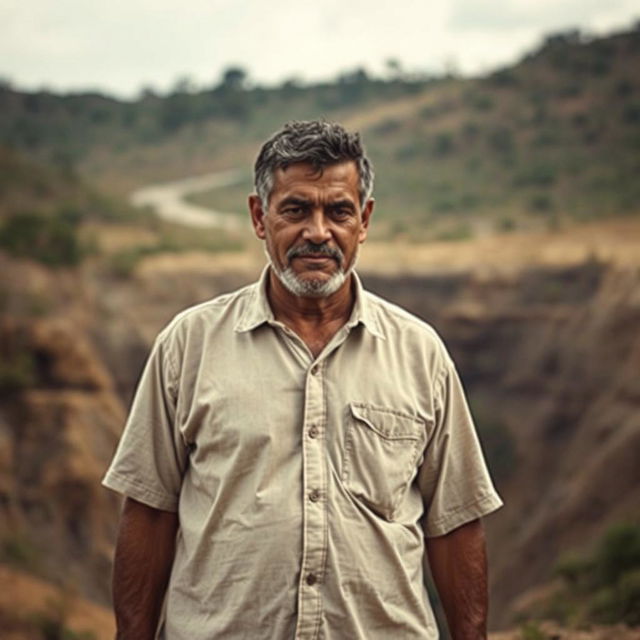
[529,194,554,213]
[0,533,41,571]
[553,523,640,626]
[555,551,596,590]
[614,79,634,98]
[0,350,36,395]
[468,92,494,111]
[595,523,640,587]
[461,121,480,139]
[0,211,83,266]
[616,568,640,626]
[372,118,401,135]
[432,132,455,156]
[108,228,243,278]
[31,596,97,640]
[487,69,518,87]
[515,164,557,187]
[487,126,514,154]
[430,195,457,214]
[519,620,550,640]
[497,216,516,232]
[623,102,640,124]
[433,223,473,242]
[108,246,157,278]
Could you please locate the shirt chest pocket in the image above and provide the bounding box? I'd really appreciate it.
[342,403,425,521]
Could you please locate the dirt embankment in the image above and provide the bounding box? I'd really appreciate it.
[1,219,639,637]
[363,260,640,627]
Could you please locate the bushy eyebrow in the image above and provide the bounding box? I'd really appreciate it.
[327,199,356,212]
[278,196,311,210]
[277,196,356,211]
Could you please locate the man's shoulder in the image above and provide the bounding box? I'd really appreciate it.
[158,279,257,343]
[361,288,449,356]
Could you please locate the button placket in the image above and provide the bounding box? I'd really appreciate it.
[295,362,327,639]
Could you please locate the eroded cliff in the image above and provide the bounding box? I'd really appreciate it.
[1,248,639,634]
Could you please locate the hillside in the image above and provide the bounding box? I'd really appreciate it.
[1,25,640,240]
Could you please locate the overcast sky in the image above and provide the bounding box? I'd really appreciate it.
[1,0,638,98]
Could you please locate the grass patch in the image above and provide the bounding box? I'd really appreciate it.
[0,206,103,267]
[0,533,42,573]
[107,224,245,277]
[0,350,37,395]
[30,595,97,640]
[541,522,640,627]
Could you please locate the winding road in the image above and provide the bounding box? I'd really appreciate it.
[130,169,246,230]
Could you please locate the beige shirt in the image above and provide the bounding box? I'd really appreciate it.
[103,267,502,640]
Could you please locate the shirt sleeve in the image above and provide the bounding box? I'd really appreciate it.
[417,356,503,537]
[102,331,187,512]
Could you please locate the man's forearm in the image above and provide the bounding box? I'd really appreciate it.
[425,519,488,640]
[113,498,179,640]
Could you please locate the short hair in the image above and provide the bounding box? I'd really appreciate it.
[254,120,374,209]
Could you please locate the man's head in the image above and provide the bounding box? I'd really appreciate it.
[250,121,375,299]
[254,120,374,210]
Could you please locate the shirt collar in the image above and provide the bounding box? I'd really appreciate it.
[346,271,385,339]
[234,265,275,332]
[235,265,384,339]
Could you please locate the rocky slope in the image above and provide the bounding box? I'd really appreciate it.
[0,254,123,632]
[364,262,640,627]
[1,233,639,636]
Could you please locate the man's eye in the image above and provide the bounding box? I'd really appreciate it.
[332,209,351,219]
[283,207,304,216]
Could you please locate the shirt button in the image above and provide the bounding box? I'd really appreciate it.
[306,573,318,586]
[308,425,319,438]
[309,489,320,502]
[310,365,319,376]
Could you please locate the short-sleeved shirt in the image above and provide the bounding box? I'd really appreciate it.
[103,267,502,640]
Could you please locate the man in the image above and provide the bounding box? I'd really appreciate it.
[103,120,502,640]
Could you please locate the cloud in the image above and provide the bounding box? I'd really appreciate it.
[449,0,638,32]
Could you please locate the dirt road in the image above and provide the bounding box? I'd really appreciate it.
[130,169,244,230]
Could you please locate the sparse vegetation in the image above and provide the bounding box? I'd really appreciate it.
[519,620,551,640]
[0,533,42,572]
[107,223,244,278]
[0,210,85,266]
[0,23,639,243]
[0,349,37,394]
[547,523,640,626]
[31,596,97,640]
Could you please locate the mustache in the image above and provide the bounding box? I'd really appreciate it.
[286,242,343,263]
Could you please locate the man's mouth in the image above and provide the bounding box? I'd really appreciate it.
[297,254,332,261]
[287,243,343,265]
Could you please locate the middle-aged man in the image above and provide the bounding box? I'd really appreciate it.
[103,120,503,640]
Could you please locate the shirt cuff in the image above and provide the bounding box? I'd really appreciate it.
[102,470,179,512]
[424,492,503,537]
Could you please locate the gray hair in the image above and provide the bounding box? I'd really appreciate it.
[254,120,374,209]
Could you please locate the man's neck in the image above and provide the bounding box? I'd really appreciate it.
[267,269,355,357]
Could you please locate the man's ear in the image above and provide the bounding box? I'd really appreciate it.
[359,198,374,243]
[248,194,267,239]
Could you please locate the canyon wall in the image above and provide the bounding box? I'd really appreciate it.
[1,254,638,632]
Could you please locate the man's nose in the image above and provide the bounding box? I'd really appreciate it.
[302,210,332,244]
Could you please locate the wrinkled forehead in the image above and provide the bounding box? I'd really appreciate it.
[270,161,360,203]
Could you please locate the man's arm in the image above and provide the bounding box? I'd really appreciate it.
[424,518,489,640]
[112,497,179,640]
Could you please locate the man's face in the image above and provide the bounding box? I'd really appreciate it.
[249,161,373,298]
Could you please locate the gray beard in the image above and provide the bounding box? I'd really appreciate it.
[266,246,359,299]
